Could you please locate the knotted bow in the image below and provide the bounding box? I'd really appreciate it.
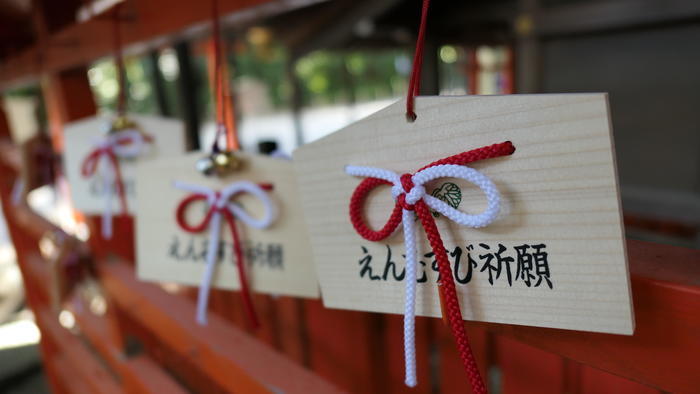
[81,129,149,239]
[346,141,515,391]
[174,180,276,326]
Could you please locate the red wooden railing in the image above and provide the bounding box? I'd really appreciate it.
[0,1,698,392]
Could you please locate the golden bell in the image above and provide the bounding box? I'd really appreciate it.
[108,116,154,146]
[212,151,243,175]
[109,116,139,134]
[197,151,243,176]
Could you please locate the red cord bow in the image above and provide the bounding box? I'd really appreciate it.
[175,184,273,329]
[80,135,139,215]
[349,141,515,393]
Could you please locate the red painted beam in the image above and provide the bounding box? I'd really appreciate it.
[0,0,319,89]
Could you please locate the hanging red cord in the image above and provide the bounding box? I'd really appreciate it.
[210,0,240,152]
[392,0,490,391]
[222,61,239,150]
[405,0,430,122]
[175,191,261,329]
[113,3,127,117]
[211,0,224,146]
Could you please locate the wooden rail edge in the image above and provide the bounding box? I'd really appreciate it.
[99,259,344,394]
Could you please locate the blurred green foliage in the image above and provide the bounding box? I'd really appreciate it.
[88,57,159,114]
[293,49,409,106]
[231,38,289,108]
[86,33,412,116]
[232,33,410,109]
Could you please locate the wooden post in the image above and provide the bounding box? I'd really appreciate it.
[174,41,201,151]
[515,0,541,93]
[305,300,387,393]
[287,55,304,147]
[502,46,515,94]
[148,50,172,117]
[41,68,97,151]
[0,102,11,139]
[420,38,440,95]
[0,103,65,394]
[467,46,479,95]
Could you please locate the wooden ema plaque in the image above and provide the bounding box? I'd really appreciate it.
[64,114,186,215]
[294,94,634,335]
[136,151,319,299]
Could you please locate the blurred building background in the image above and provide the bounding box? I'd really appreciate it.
[0,0,698,392]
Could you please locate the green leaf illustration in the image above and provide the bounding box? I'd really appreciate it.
[430,182,462,218]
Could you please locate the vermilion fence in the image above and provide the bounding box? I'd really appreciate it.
[0,0,698,390]
[1,115,699,393]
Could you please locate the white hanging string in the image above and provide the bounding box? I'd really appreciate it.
[84,129,147,239]
[173,180,276,325]
[345,163,501,387]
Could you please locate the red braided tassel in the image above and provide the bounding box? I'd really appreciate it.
[416,200,487,393]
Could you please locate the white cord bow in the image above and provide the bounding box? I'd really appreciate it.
[345,164,501,387]
[173,180,277,325]
[81,129,148,239]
